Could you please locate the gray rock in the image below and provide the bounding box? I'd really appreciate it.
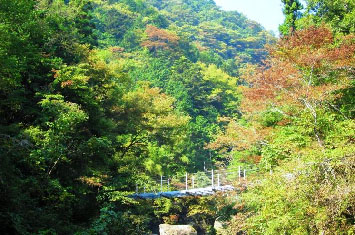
[283,173,295,181]
[159,224,197,235]
[214,217,227,235]
[214,220,223,230]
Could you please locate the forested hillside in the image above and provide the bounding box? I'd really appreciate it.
[0,0,271,233]
[0,0,354,234]
[212,0,355,233]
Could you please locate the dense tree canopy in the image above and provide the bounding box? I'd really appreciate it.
[0,0,272,233]
[210,1,355,234]
[0,0,353,234]
[279,0,303,35]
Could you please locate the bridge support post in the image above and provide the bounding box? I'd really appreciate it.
[244,169,246,180]
[167,178,170,190]
[185,172,188,190]
[217,174,220,187]
[238,166,241,181]
[161,175,163,192]
[212,169,214,188]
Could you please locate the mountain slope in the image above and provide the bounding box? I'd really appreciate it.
[0,0,273,233]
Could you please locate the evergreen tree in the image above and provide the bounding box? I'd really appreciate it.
[279,0,303,35]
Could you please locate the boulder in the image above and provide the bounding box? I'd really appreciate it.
[214,219,224,230]
[214,217,227,235]
[159,224,197,235]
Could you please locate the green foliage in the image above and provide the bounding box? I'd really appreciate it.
[280,0,303,35]
[305,0,355,33]
[222,2,355,232]
[194,172,211,188]
[282,0,355,34]
[89,204,152,235]
[242,142,355,234]
[7,0,348,234]
[260,110,284,127]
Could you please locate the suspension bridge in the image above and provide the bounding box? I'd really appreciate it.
[129,166,251,199]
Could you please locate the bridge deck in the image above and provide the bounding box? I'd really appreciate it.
[129,185,235,199]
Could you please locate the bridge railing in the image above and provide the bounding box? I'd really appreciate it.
[134,166,258,194]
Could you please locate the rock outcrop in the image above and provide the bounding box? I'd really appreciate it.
[159,224,197,235]
[214,217,227,235]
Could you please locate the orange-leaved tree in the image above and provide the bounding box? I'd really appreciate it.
[241,26,355,146]
[141,25,179,52]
